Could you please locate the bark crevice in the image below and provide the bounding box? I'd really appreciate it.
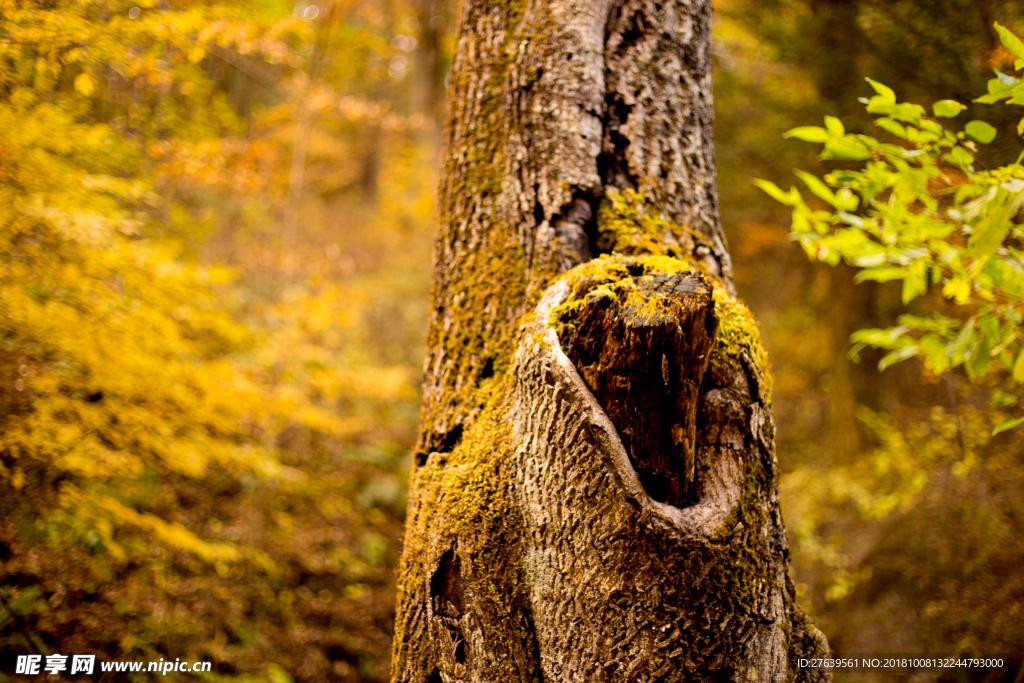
[551,190,602,267]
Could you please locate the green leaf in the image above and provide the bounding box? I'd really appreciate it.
[875,118,907,138]
[943,147,974,167]
[1013,348,1024,384]
[969,189,1013,258]
[889,102,927,121]
[964,120,997,144]
[995,70,1018,86]
[966,326,992,378]
[824,115,845,137]
[866,102,896,116]
[851,326,911,348]
[992,415,1024,436]
[834,189,859,212]
[905,127,940,145]
[851,253,887,268]
[879,345,919,371]
[822,137,872,161]
[855,267,907,283]
[920,334,950,374]
[896,313,960,335]
[932,100,966,118]
[901,261,927,304]
[976,78,1018,104]
[991,390,1018,408]
[837,211,864,228]
[995,22,1024,60]
[753,179,796,206]
[794,169,836,205]
[784,126,831,143]
[866,78,896,105]
[949,317,977,366]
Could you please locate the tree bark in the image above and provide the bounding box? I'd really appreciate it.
[393,0,830,681]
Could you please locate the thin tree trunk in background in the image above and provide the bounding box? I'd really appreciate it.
[825,265,872,464]
[393,0,830,680]
[282,1,337,278]
[283,83,314,272]
[808,0,862,114]
[414,0,446,119]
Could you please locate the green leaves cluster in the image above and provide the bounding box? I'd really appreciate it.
[756,23,1024,434]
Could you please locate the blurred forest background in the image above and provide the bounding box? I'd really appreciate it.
[1,0,1023,681]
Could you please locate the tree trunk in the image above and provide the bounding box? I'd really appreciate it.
[393,0,830,681]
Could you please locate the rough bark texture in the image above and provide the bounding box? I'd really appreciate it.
[394,0,830,680]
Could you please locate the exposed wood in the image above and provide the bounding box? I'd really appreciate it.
[557,269,718,507]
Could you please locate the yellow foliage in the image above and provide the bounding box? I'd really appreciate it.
[0,0,396,608]
[0,0,433,677]
[781,405,996,603]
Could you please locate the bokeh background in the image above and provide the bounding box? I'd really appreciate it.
[1,0,1023,681]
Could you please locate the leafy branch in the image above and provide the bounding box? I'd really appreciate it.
[757,22,1024,434]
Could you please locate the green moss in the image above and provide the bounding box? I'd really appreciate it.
[420,238,528,447]
[424,0,573,452]
[545,251,772,400]
[711,466,776,612]
[400,384,514,574]
[548,254,689,325]
[550,199,783,646]
[596,188,697,258]
[709,286,774,401]
[442,0,530,203]
[405,66,778,671]
[394,380,529,681]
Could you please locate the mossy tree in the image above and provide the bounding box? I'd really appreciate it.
[392,0,830,681]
